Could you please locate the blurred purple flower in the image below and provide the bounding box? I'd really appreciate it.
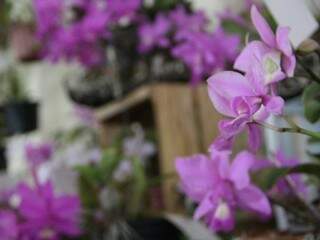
[173,28,239,86]
[170,6,208,36]
[271,151,307,197]
[123,125,155,164]
[113,160,133,182]
[33,0,110,67]
[138,14,171,53]
[172,31,216,85]
[176,151,271,232]
[74,104,98,128]
[18,181,81,240]
[0,210,18,240]
[106,0,141,24]
[217,9,247,27]
[25,142,54,168]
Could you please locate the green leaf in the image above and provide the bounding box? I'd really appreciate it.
[263,163,320,189]
[303,82,320,123]
[100,148,122,181]
[128,157,147,217]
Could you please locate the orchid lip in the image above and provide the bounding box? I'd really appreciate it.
[214,200,231,221]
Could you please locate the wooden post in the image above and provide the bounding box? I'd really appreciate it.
[151,84,201,211]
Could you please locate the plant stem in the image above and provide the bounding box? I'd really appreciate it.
[285,177,320,224]
[297,57,320,84]
[255,121,320,140]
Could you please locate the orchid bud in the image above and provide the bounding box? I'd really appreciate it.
[297,39,320,55]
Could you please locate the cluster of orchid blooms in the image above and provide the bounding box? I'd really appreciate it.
[176,6,309,232]
[33,0,141,67]
[138,6,240,85]
[33,0,240,85]
[0,143,81,240]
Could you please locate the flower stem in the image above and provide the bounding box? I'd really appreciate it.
[297,57,320,84]
[255,121,320,140]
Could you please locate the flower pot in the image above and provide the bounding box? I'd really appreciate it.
[0,146,7,170]
[127,218,182,240]
[9,24,40,62]
[66,70,118,107]
[3,101,38,135]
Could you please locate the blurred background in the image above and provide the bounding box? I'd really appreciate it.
[0,0,319,239]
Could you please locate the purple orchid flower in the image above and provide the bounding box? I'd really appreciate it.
[122,124,155,164]
[170,6,208,36]
[0,210,18,240]
[25,142,54,168]
[138,14,171,53]
[207,70,284,151]
[176,151,271,232]
[234,6,296,85]
[17,181,81,240]
[271,151,307,197]
[172,31,217,85]
[33,0,110,68]
[106,0,141,25]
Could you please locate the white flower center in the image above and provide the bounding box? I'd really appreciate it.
[262,52,281,84]
[214,201,231,221]
[9,194,21,209]
[39,228,55,239]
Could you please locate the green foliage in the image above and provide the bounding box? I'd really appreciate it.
[303,82,320,123]
[0,66,28,102]
[263,163,320,190]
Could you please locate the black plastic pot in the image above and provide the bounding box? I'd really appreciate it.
[3,101,38,135]
[0,146,7,170]
[127,218,182,240]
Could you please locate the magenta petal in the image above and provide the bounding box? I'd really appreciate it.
[234,41,265,74]
[194,192,216,220]
[207,71,256,117]
[247,123,262,151]
[238,185,272,218]
[209,204,235,232]
[219,116,249,139]
[175,155,219,202]
[251,5,276,47]
[276,26,292,57]
[229,151,254,190]
[282,54,296,77]
[264,96,284,115]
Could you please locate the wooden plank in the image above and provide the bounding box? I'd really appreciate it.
[94,85,152,121]
[151,84,201,212]
[193,85,222,152]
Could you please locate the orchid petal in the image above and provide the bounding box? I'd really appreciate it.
[234,41,266,74]
[209,202,235,232]
[264,96,285,115]
[276,26,292,57]
[238,185,272,217]
[251,5,276,47]
[194,192,216,220]
[229,151,255,190]
[282,54,296,77]
[247,123,262,151]
[175,155,219,202]
[207,71,256,117]
[218,116,250,138]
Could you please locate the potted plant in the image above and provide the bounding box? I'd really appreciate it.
[0,63,38,135]
[76,124,183,239]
